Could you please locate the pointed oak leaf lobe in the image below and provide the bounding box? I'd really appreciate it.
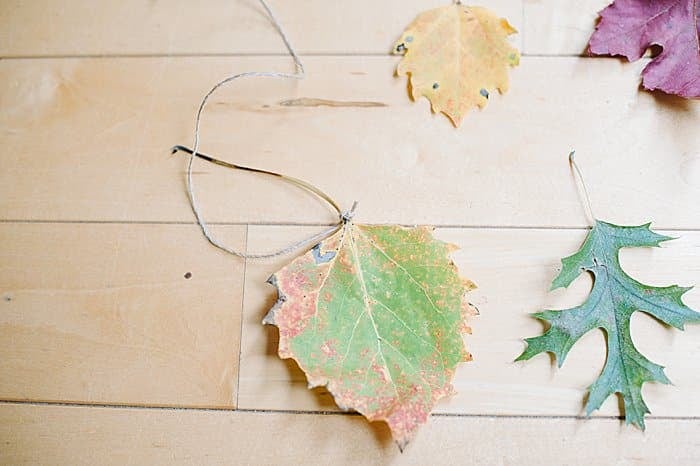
[264,222,476,447]
[517,221,700,429]
[393,4,520,126]
[588,0,700,98]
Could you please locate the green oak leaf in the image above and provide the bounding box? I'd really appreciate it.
[264,222,476,449]
[517,220,700,429]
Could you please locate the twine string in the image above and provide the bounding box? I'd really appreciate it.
[178,0,356,259]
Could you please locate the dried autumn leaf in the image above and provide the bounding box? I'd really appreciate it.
[517,221,700,428]
[393,4,520,126]
[588,0,700,98]
[264,222,476,448]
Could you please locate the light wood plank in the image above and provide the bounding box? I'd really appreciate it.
[2,2,698,464]
[1,403,699,465]
[0,223,246,407]
[0,0,523,57]
[238,226,700,416]
[1,57,698,228]
[523,0,611,56]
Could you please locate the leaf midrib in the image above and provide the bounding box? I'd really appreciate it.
[346,225,444,396]
[348,225,399,398]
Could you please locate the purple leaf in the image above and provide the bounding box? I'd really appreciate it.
[588,0,699,98]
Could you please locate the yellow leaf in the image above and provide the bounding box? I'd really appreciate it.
[393,4,520,126]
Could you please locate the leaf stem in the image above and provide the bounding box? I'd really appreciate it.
[569,151,596,225]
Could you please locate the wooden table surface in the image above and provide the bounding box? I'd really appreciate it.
[1,1,699,464]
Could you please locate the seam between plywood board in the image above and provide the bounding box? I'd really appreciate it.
[2,404,697,465]
[236,225,700,417]
[0,223,247,408]
[235,224,250,405]
[0,53,589,60]
[1,56,698,228]
[2,401,700,422]
[3,220,700,232]
[2,223,699,412]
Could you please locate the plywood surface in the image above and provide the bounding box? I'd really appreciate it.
[1,1,699,464]
[2,404,699,465]
[1,56,698,227]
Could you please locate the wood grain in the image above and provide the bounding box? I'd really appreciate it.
[0,223,246,407]
[1,0,699,463]
[523,0,611,55]
[0,0,523,57]
[239,226,700,416]
[2,403,699,465]
[1,57,698,227]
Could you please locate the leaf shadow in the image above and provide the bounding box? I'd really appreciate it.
[580,390,626,428]
[615,393,626,422]
[405,72,415,102]
[648,90,694,112]
[367,420,396,450]
[580,41,594,57]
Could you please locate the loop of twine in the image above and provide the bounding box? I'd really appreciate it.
[179,0,357,260]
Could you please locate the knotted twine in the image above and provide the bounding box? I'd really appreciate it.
[175,0,357,259]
